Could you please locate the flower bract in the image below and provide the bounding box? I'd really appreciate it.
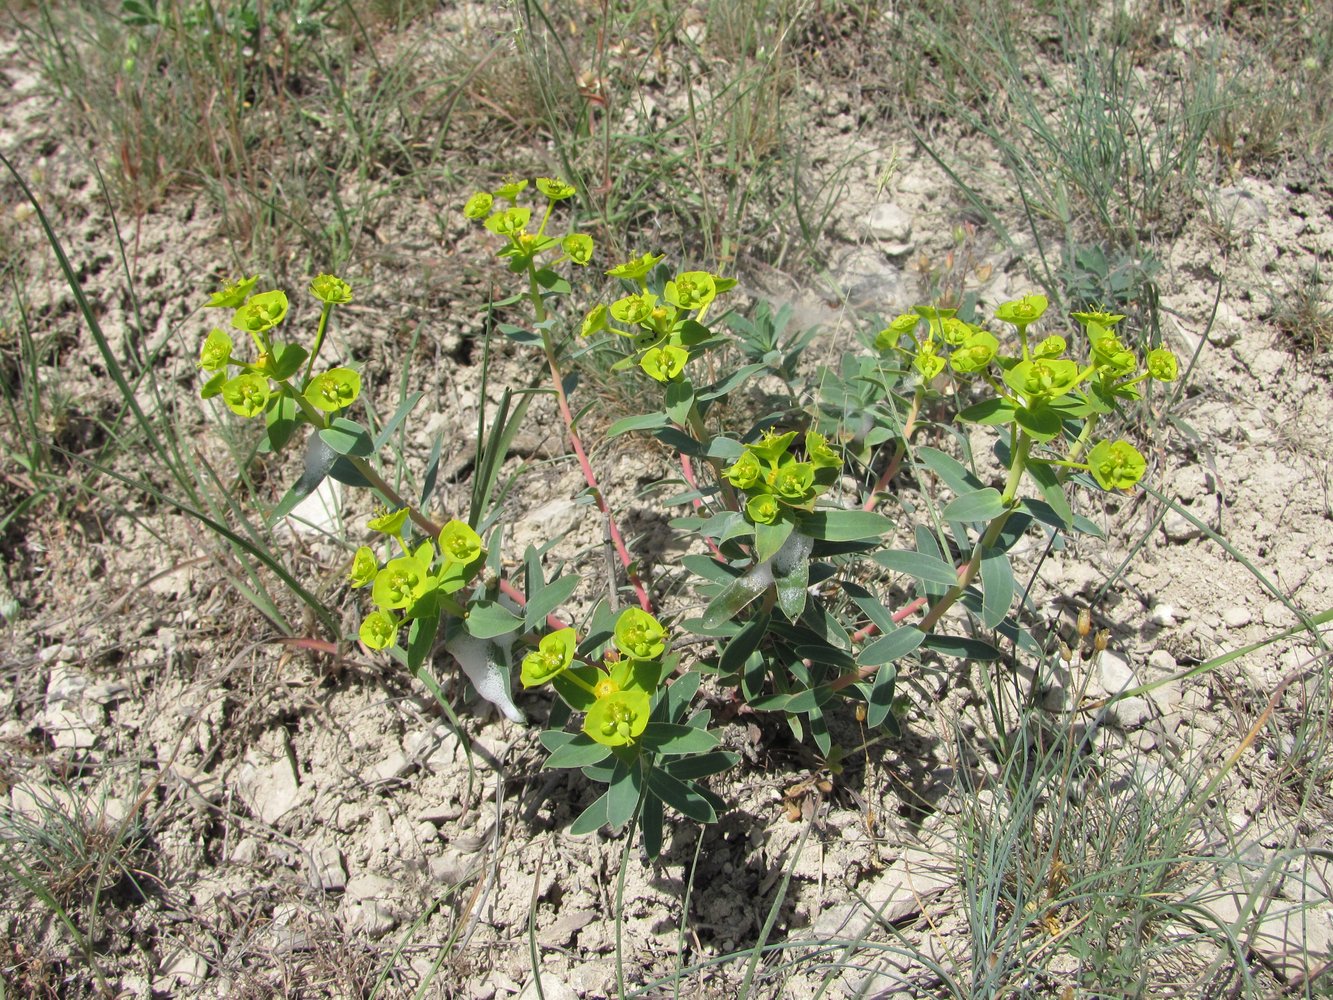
[536,177,576,200]
[463,192,493,219]
[664,271,716,312]
[640,345,688,382]
[746,493,781,525]
[359,611,398,650]
[305,367,361,412]
[1088,439,1147,491]
[520,628,577,688]
[310,273,353,305]
[221,373,270,417]
[367,507,410,536]
[206,275,258,309]
[724,451,763,490]
[484,207,530,237]
[349,546,378,588]
[614,608,667,661]
[198,328,232,371]
[581,304,608,338]
[231,290,289,334]
[772,462,815,503]
[1146,348,1178,381]
[610,292,655,326]
[805,431,842,471]
[584,689,651,747]
[606,252,664,281]
[1004,358,1082,399]
[372,555,433,610]
[438,519,483,565]
[563,233,594,266]
[995,294,1049,327]
[495,179,529,202]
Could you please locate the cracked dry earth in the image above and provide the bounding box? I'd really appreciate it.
[2,5,1333,999]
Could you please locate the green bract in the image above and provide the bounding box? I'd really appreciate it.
[914,350,946,380]
[231,290,289,334]
[724,451,763,490]
[198,328,232,371]
[772,462,815,503]
[614,608,668,661]
[438,519,483,565]
[606,252,664,281]
[1072,308,1127,328]
[1088,439,1147,491]
[221,373,270,417]
[1005,358,1082,399]
[746,493,781,525]
[581,303,608,338]
[367,507,410,536]
[610,292,655,325]
[206,275,258,309]
[495,179,529,202]
[950,330,999,374]
[641,345,688,382]
[940,317,973,346]
[664,271,716,312]
[536,177,576,200]
[463,192,493,219]
[995,294,1049,327]
[563,233,594,266]
[1034,335,1067,359]
[1147,348,1179,381]
[875,312,922,351]
[805,431,842,470]
[359,611,399,651]
[1088,328,1137,376]
[520,627,576,688]
[305,367,361,412]
[349,546,378,588]
[584,689,651,747]
[748,430,798,466]
[310,273,352,305]
[484,207,530,236]
[372,556,432,610]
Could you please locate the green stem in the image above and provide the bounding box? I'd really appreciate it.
[303,302,333,385]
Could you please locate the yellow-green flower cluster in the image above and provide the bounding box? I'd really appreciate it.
[196,275,360,420]
[350,513,487,652]
[723,430,842,528]
[463,176,594,269]
[582,259,736,384]
[520,608,670,748]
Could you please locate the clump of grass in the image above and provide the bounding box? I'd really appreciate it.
[1268,264,1333,353]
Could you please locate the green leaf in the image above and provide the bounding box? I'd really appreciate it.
[664,379,695,425]
[754,516,795,565]
[327,457,371,487]
[607,412,669,437]
[534,268,571,294]
[1014,404,1062,441]
[525,573,580,632]
[957,397,1018,426]
[799,510,894,542]
[464,599,523,639]
[642,723,720,754]
[784,685,835,714]
[270,432,337,522]
[546,734,613,769]
[922,634,1002,660]
[698,363,766,401]
[915,446,984,497]
[664,751,741,781]
[865,660,898,729]
[641,794,664,860]
[720,613,769,676]
[858,627,925,667]
[261,394,300,454]
[606,758,642,830]
[405,611,439,673]
[646,769,716,823]
[774,550,809,621]
[553,665,601,712]
[872,549,959,587]
[319,418,374,457]
[1024,460,1075,529]
[705,436,746,461]
[701,569,768,629]
[663,670,702,723]
[569,792,610,834]
[538,730,578,753]
[979,546,1014,629]
[943,488,1007,522]
[268,341,308,381]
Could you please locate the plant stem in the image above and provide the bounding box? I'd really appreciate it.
[303,302,333,385]
[862,385,924,511]
[528,270,653,613]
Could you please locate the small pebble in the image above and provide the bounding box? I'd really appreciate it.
[1221,607,1252,629]
[1148,604,1177,627]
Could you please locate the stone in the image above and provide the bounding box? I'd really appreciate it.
[342,873,400,938]
[1108,696,1153,730]
[309,845,347,892]
[45,664,88,705]
[235,752,302,825]
[1221,606,1252,629]
[366,750,412,783]
[1097,650,1138,695]
[1148,604,1177,627]
[154,947,208,991]
[1210,186,1269,232]
[812,846,952,937]
[516,974,579,1000]
[540,908,597,948]
[867,203,913,247]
